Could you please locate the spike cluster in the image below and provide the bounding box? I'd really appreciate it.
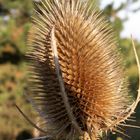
[26,0,139,140]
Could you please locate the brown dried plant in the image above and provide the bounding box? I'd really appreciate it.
[22,0,140,139]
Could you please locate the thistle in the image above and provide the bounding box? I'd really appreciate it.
[24,0,140,139]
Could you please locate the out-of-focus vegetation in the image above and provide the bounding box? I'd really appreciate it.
[0,0,34,139]
[0,0,140,140]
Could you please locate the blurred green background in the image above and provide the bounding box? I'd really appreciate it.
[0,0,140,140]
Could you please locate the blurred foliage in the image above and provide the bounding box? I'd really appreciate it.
[0,0,140,140]
[0,0,34,140]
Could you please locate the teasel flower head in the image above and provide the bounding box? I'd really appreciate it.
[26,0,140,139]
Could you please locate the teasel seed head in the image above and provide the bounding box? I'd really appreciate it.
[26,0,140,139]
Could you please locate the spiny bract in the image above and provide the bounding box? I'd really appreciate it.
[26,0,137,139]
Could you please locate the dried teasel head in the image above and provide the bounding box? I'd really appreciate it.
[25,0,140,139]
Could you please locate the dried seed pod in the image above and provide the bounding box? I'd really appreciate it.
[26,0,140,139]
